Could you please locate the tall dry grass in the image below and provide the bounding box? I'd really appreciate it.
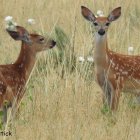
[0,0,140,139]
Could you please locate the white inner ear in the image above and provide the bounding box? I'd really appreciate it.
[89,13,96,22]
[22,33,32,44]
[108,14,114,21]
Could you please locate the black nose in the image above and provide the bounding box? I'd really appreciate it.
[52,40,56,46]
[98,29,105,36]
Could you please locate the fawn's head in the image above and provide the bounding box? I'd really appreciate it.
[6,26,56,52]
[81,6,121,36]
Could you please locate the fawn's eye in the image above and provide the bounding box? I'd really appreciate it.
[93,22,98,26]
[106,22,110,26]
[39,38,45,43]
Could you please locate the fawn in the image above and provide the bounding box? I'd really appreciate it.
[81,6,140,110]
[0,26,56,123]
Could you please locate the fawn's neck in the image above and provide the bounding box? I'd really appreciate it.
[94,32,110,75]
[94,33,108,67]
[14,42,36,80]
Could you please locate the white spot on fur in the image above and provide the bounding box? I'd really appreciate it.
[119,69,122,72]
[115,67,118,70]
[122,71,128,75]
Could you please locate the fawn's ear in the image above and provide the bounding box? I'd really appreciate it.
[108,7,121,22]
[81,6,96,22]
[6,26,31,43]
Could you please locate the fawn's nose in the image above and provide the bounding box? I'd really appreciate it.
[98,29,105,36]
[50,40,56,48]
[52,40,56,46]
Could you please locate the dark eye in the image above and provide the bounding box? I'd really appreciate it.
[93,22,98,26]
[106,22,110,26]
[39,38,45,43]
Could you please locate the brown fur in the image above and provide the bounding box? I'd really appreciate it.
[0,26,56,123]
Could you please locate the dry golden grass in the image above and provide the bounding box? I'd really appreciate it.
[0,0,140,139]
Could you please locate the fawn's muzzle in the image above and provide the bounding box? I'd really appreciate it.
[98,29,105,36]
[52,40,56,46]
[50,40,56,48]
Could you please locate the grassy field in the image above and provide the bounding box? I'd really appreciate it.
[0,0,140,139]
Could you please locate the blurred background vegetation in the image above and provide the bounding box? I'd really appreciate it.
[0,0,140,139]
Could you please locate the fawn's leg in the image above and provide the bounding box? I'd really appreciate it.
[2,101,14,125]
[102,80,114,109]
[97,73,113,109]
[110,77,122,110]
[102,77,121,110]
[2,101,12,124]
[111,89,121,110]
